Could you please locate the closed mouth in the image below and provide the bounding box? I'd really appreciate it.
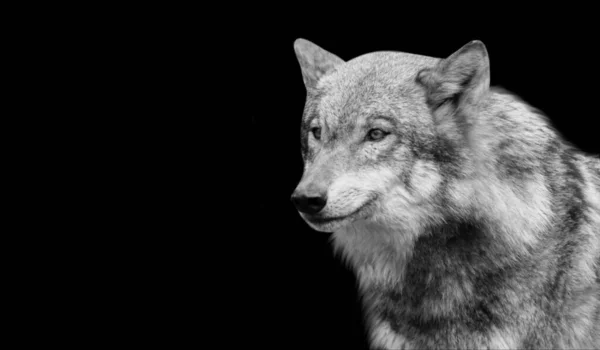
[309,215,347,224]
[306,196,377,225]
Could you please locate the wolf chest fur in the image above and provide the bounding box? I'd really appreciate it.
[291,39,600,349]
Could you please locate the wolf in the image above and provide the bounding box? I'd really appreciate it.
[291,38,600,349]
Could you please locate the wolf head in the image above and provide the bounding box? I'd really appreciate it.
[291,39,490,233]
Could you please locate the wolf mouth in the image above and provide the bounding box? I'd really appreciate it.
[306,196,378,226]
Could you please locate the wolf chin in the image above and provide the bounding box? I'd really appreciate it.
[291,39,600,349]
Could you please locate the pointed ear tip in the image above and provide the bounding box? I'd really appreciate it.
[467,40,487,51]
[294,38,310,50]
[455,40,488,59]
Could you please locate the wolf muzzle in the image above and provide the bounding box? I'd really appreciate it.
[292,152,336,215]
[290,187,327,215]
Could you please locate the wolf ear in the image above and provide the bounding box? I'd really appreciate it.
[417,40,490,112]
[294,38,344,89]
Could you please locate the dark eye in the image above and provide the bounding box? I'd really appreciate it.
[366,128,387,141]
[311,127,321,140]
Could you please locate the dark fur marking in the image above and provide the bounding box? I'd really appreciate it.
[546,138,561,155]
[430,136,461,177]
[415,68,431,87]
[424,69,474,111]
[328,129,339,144]
[402,313,447,336]
[497,112,509,120]
[464,300,502,333]
[417,135,462,207]
[426,92,461,111]
[496,141,536,179]
[407,131,429,160]
[459,70,476,89]
[596,255,600,283]
[542,140,562,197]
[497,140,513,150]
[544,148,587,307]
[379,219,508,338]
[450,92,463,108]
[594,302,600,335]
[562,150,585,230]
[563,149,584,183]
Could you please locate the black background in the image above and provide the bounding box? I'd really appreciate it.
[29,10,600,349]
[85,12,599,348]
[248,20,599,349]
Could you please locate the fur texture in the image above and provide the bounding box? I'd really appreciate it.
[292,38,600,349]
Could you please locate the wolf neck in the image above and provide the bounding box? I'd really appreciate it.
[333,215,529,323]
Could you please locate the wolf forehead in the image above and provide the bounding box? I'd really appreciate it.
[302,51,441,129]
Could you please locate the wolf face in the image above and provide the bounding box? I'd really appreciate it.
[291,39,486,234]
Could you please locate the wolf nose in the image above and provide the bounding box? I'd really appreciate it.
[291,193,327,215]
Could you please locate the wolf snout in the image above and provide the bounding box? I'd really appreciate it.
[291,191,327,215]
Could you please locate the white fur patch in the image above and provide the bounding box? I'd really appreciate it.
[356,259,396,287]
[447,172,552,250]
[371,321,412,349]
[325,168,394,218]
[410,160,442,201]
[333,220,410,278]
[487,328,518,349]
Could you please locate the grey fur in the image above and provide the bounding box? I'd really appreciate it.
[292,39,600,349]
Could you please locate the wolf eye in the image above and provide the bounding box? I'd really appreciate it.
[311,127,322,140]
[366,128,387,141]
